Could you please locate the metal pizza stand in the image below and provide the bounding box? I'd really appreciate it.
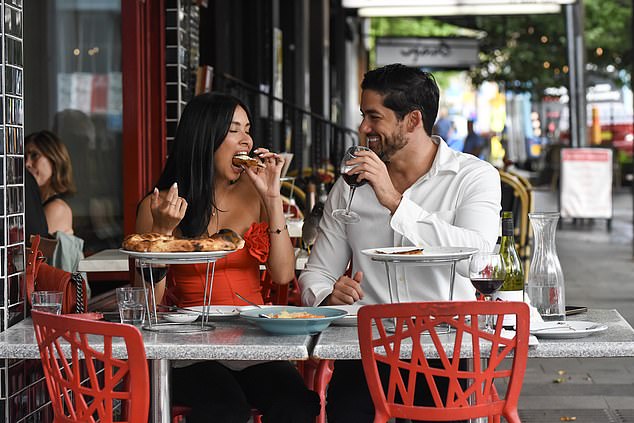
[361,246,478,333]
[361,246,479,303]
[119,249,237,333]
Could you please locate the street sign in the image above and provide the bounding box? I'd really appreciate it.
[376,37,479,69]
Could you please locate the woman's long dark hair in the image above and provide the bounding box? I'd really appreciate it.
[155,93,253,238]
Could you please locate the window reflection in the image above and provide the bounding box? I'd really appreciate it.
[24,1,122,253]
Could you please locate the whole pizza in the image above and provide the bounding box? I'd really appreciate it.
[122,228,245,253]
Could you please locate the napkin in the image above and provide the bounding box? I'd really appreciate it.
[499,298,541,346]
[501,298,544,327]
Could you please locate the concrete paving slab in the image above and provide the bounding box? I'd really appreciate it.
[522,371,593,385]
[588,371,634,385]
[519,408,614,423]
[605,396,634,409]
[518,395,608,409]
[521,383,634,396]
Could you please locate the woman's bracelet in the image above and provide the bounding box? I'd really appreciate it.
[268,224,288,235]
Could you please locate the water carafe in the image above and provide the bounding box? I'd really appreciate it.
[526,212,565,321]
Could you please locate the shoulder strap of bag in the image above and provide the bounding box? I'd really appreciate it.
[73,273,85,313]
[26,235,45,304]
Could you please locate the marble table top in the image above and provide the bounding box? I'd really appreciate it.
[2,309,632,363]
[312,309,634,360]
[0,317,312,361]
[77,248,129,272]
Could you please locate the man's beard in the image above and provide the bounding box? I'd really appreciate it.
[375,127,407,162]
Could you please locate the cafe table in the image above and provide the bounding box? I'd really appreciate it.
[0,317,313,423]
[77,248,130,272]
[309,308,634,422]
[312,309,634,360]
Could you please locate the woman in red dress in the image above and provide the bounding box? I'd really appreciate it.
[135,93,319,423]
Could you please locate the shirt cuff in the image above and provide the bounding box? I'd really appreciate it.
[390,196,430,233]
[302,286,333,307]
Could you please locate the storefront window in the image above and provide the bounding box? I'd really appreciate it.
[24,0,122,253]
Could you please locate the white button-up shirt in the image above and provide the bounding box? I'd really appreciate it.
[298,137,501,306]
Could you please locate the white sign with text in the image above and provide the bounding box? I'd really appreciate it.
[376,37,479,69]
[560,148,612,219]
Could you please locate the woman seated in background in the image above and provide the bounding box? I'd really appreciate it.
[25,130,75,235]
[135,92,319,423]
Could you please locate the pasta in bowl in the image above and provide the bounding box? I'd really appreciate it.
[240,306,347,335]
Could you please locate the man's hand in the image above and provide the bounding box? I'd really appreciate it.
[326,271,364,305]
[346,149,402,213]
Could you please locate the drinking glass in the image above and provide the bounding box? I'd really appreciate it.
[116,287,147,325]
[469,252,506,332]
[31,291,63,315]
[332,146,371,224]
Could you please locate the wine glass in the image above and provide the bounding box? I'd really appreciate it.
[469,252,506,332]
[332,146,371,224]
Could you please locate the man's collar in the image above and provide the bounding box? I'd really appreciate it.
[430,135,460,175]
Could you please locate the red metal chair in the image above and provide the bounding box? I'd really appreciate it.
[31,311,150,423]
[357,301,530,423]
[299,358,334,423]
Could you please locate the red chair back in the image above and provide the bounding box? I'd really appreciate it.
[357,301,529,423]
[31,311,150,423]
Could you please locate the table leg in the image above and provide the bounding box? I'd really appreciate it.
[448,262,456,301]
[466,357,488,423]
[384,262,395,303]
[152,359,171,423]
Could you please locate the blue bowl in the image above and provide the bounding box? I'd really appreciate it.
[240,306,348,335]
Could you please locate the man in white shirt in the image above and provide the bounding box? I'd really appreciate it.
[298,64,501,422]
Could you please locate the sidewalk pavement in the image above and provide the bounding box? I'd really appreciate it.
[519,187,634,423]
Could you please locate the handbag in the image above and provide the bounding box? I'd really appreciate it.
[26,235,87,314]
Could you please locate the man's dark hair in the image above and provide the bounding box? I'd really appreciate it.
[361,63,439,136]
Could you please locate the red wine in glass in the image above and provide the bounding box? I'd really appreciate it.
[468,253,506,332]
[341,172,369,188]
[470,278,505,296]
[332,146,371,224]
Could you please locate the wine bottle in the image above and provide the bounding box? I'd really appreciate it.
[496,211,525,303]
[305,181,316,214]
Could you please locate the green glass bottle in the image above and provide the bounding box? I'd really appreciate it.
[497,211,525,302]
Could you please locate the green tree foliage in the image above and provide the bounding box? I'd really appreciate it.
[470,14,570,96]
[370,1,631,97]
[584,0,631,69]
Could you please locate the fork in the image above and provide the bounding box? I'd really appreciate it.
[234,292,263,309]
[531,323,577,332]
[529,322,606,332]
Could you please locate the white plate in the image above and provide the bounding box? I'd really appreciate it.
[163,313,199,324]
[530,321,608,339]
[120,249,236,262]
[361,246,478,262]
[183,305,242,317]
[182,305,263,317]
[324,304,362,326]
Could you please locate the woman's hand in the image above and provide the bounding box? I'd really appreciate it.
[150,183,187,235]
[243,148,284,201]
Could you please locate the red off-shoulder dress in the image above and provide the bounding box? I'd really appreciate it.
[167,222,270,307]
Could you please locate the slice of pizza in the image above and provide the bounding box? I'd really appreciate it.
[122,233,174,252]
[375,248,424,255]
[122,229,245,252]
[232,153,266,169]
